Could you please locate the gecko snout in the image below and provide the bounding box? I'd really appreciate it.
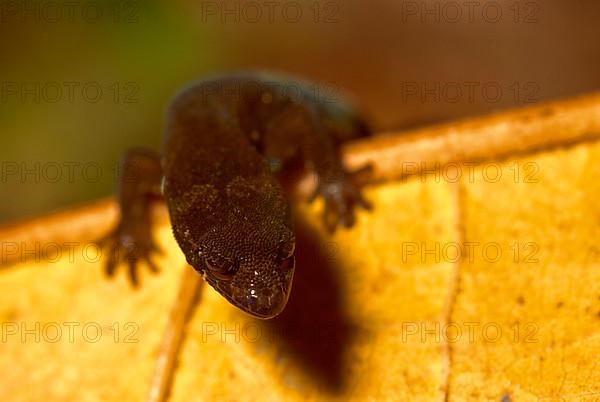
[225,255,295,319]
[208,254,295,319]
[241,257,295,319]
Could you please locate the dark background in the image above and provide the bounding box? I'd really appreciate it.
[1,0,599,221]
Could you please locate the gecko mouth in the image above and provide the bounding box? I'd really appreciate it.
[211,265,295,319]
[238,283,292,319]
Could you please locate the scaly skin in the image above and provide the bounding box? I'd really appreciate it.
[102,71,372,319]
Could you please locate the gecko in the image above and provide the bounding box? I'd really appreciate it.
[102,71,372,319]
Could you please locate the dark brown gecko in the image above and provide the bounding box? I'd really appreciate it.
[102,71,371,319]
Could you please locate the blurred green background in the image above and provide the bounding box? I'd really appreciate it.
[1,0,600,221]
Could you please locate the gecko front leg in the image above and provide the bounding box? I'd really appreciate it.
[265,101,372,232]
[100,148,163,285]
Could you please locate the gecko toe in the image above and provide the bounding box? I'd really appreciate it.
[127,259,140,287]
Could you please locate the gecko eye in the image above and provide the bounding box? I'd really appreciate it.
[278,255,295,272]
[278,236,295,260]
[204,255,238,280]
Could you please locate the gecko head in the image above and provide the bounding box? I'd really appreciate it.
[182,178,295,319]
[170,173,296,319]
[196,226,296,319]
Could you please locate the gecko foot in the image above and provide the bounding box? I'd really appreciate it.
[98,222,162,286]
[310,164,373,232]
